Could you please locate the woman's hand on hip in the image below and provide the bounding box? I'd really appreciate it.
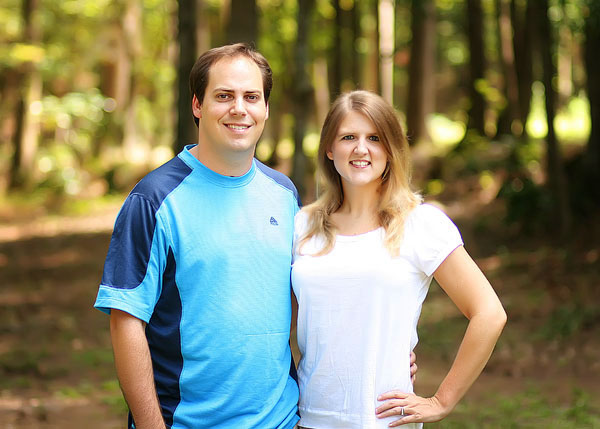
[375,390,450,426]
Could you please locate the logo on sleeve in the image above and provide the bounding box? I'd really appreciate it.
[270,216,279,226]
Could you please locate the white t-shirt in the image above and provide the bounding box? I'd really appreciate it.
[291,203,463,429]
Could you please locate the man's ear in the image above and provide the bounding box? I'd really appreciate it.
[192,94,202,119]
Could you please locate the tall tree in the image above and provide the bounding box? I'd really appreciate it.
[378,0,395,105]
[9,0,42,190]
[226,0,258,44]
[537,0,571,236]
[584,0,600,195]
[332,0,343,97]
[511,0,534,137]
[175,0,198,153]
[350,0,361,86]
[465,0,486,135]
[406,0,435,145]
[121,0,143,162]
[363,0,381,93]
[495,0,520,136]
[291,0,315,200]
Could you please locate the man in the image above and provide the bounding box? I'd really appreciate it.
[95,43,300,428]
[95,43,416,428]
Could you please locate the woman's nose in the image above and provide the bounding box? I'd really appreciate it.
[354,138,368,153]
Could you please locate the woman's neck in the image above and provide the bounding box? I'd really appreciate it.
[332,184,382,235]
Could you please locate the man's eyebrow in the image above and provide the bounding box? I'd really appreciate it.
[212,87,262,94]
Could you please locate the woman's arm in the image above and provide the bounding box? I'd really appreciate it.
[110,309,167,429]
[376,245,506,426]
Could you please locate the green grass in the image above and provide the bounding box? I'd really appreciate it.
[429,388,600,428]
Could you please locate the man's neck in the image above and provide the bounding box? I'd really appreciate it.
[190,144,254,177]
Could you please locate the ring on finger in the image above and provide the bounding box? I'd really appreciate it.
[400,406,405,416]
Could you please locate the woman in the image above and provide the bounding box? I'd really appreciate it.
[292,90,506,428]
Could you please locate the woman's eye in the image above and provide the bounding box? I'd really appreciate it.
[369,135,380,142]
[341,135,354,141]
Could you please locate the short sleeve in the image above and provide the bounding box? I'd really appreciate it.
[94,194,168,322]
[405,204,463,276]
[292,210,310,263]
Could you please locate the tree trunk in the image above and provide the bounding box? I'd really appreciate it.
[363,0,380,93]
[175,0,198,153]
[291,0,315,201]
[406,0,435,145]
[8,0,42,190]
[465,0,486,135]
[538,0,571,236]
[226,0,258,45]
[121,0,143,163]
[511,0,534,136]
[584,0,600,194]
[557,7,573,104]
[351,0,361,87]
[378,0,395,105]
[329,0,343,98]
[495,0,521,137]
[0,69,21,164]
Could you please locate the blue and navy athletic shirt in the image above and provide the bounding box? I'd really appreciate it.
[95,145,300,429]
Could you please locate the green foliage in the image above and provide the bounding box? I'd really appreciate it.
[0,348,49,375]
[73,348,116,368]
[497,175,554,233]
[539,304,600,340]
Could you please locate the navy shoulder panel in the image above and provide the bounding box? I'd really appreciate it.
[255,159,301,206]
[130,156,193,209]
[101,156,192,289]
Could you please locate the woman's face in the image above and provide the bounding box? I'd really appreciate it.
[327,110,388,191]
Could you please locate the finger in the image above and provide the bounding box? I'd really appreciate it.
[375,400,405,415]
[377,391,409,401]
[389,415,417,427]
[410,350,416,365]
[376,405,409,419]
[388,409,419,427]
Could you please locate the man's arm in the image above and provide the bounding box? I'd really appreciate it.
[110,309,166,429]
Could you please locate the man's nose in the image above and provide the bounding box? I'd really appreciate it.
[230,97,247,115]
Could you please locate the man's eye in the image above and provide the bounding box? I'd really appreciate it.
[217,94,231,100]
[246,95,259,101]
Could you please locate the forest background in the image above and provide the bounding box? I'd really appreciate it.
[0,0,599,427]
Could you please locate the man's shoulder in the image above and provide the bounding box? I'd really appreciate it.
[254,159,299,201]
[129,155,193,207]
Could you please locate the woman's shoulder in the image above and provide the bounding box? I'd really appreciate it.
[294,207,313,236]
[407,202,452,223]
[404,202,460,239]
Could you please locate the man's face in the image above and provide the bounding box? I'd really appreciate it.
[193,56,269,172]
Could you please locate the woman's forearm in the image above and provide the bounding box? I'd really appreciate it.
[433,305,506,413]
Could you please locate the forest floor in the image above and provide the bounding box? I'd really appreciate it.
[0,178,599,428]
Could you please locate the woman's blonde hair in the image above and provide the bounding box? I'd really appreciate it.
[297,90,422,256]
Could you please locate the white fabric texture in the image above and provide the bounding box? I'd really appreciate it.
[291,203,463,429]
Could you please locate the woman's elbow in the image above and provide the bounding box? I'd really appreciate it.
[489,302,507,334]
